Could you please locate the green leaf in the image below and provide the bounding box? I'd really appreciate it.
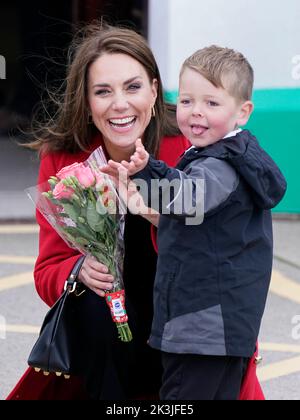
[62,226,94,243]
[62,203,81,223]
[75,237,90,246]
[58,227,77,244]
[58,213,70,218]
[90,251,114,273]
[92,218,106,232]
[86,199,101,230]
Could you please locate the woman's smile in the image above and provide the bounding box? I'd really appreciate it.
[108,115,137,133]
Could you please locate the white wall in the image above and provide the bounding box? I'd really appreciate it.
[149,0,300,91]
[148,0,170,89]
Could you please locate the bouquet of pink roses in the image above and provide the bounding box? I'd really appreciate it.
[27,147,132,342]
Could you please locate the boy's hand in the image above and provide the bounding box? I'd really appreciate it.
[100,139,149,179]
[121,139,149,176]
[100,140,158,225]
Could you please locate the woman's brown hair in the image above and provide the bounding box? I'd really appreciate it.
[27,22,180,156]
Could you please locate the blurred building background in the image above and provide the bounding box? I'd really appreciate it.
[149,0,300,214]
[0,0,299,218]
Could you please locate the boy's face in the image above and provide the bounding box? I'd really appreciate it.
[177,67,252,147]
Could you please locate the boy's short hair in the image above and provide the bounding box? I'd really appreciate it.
[181,45,254,102]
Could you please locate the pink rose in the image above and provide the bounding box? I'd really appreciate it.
[53,181,75,200]
[56,162,85,180]
[75,166,96,188]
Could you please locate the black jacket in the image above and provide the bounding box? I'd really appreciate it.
[132,130,287,357]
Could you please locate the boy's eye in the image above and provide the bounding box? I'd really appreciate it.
[180,99,190,105]
[207,100,219,107]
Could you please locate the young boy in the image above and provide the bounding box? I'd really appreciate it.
[103,46,287,399]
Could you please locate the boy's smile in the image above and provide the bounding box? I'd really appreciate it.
[191,124,209,136]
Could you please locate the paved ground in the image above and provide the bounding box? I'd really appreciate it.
[0,136,300,400]
[259,227,300,400]
[0,137,38,220]
[1,221,300,400]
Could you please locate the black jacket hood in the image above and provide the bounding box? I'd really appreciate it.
[191,130,287,209]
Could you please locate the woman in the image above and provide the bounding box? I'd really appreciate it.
[7,23,263,400]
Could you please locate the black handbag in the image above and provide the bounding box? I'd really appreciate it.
[28,256,86,378]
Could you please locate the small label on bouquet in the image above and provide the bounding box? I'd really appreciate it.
[112,298,125,317]
[105,290,128,323]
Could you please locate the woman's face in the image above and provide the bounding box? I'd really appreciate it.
[87,53,157,156]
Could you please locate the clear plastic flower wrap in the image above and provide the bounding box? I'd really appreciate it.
[27,146,132,342]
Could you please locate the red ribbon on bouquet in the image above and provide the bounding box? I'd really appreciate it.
[105,290,128,324]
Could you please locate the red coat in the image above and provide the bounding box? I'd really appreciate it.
[6,134,264,400]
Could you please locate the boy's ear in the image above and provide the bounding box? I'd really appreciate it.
[236,100,254,126]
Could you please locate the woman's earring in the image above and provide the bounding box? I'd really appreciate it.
[151,106,156,118]
[88,113,93,125]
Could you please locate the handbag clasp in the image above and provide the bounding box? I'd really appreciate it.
[64,256,86,293]
[64,276,77,293]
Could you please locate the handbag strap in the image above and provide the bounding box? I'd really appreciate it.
[64,255,85,293]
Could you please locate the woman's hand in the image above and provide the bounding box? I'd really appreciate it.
[78,256,114,297]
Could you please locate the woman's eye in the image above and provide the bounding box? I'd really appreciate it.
[95,89,110,96]
[128,84,141,91]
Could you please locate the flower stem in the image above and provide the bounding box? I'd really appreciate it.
[116,323,133,342]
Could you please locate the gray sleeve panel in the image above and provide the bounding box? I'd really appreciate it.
[160,157,239,224]
[131,156,239,224]
[184,157,239,214]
